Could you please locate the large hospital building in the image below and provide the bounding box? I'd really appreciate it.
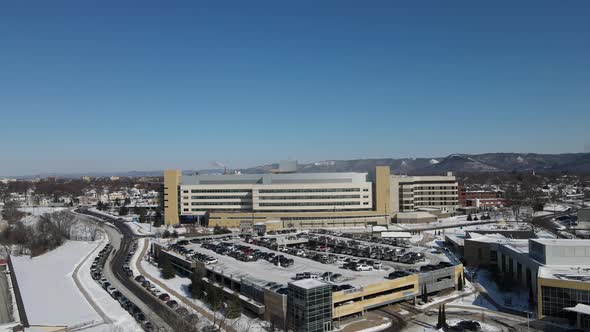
[164,162,459,228]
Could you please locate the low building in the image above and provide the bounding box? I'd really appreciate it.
[392,211,437,224]
[463,235,590,322]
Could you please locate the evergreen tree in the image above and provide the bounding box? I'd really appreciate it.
[154,210,163,227]
[226,292,241,318]
[190,270,204,299]
[119,205,129,216]
[467,214,473,221]
[436,306,443,329]
[161,257,176,279]
[422,284,428,303]
[206,284,223,311]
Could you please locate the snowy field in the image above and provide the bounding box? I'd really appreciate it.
[12,241,101,327]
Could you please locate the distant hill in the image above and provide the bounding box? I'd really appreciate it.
[241,153,590,175]
[8,153,589,179]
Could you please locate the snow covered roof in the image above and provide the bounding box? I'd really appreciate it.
[381,231,411,238]
[565,303,590,315]
[290,279,330,290]
[538,266,590,281]
[372,226,388,232]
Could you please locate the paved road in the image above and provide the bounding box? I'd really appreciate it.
[530,211,572,239]
[77,208,196,332]
[100,225,171,331]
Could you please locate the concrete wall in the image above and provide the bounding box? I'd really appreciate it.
[332,275,418,318]
[463,240,494,266]
[207,210,388,229]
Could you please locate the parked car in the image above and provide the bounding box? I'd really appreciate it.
[158,293,171,301]
[166,300,179,309]
[355,264,373,271]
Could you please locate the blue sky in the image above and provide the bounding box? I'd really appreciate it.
[1,1,589,175]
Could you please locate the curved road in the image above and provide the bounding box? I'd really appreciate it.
[76,208,199,332]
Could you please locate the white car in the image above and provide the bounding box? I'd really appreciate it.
[205,258,218,265]
[355,264,373,272]
[372,262,382,270]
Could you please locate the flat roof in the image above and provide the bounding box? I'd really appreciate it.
[531,239,590,247]
[179,172,369,186]
[179,240,394,288]
[538,265,590,281]
[381,232,411,238]
[290,279,330,290]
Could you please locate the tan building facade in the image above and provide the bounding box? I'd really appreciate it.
[390,173,459,216]
[164,166,392,228]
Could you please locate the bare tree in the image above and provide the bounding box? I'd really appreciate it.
[1,201,25,224]
[50,210,75,239]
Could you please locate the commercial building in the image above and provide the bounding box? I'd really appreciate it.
[458,188,504,208]
[164,165,392,228]
[164,164,460,228]
[459,235,590,323]
[390,173,459,221]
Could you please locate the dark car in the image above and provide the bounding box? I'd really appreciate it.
[142,321,155,332]
[135,312,147,323]
[158,293,170,301]
[185,313,199,324]
[456,320,481,331]
[135,275,146,283]
[176,306,190,317]
[166,300,179,309]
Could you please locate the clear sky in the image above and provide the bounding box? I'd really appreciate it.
[1,1,589,176]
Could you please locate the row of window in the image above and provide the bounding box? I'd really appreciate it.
[191,202,251,206]
[260,202,366,207]
[184,189,250,193]
[258,188,367,193]
[259,195,363,200]
[187,196,251,200]
[542,286,590,319]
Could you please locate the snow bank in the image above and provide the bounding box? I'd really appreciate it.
[12,241,101,326]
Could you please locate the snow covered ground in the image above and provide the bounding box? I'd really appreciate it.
[543,203,570,212]
[473,270,532,312]
[11,241,102,327]
[18,207,66,226]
